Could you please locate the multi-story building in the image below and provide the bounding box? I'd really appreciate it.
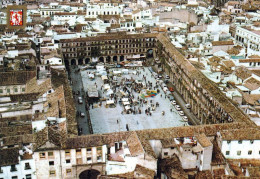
[235,26,260,51]
[60,33,157,65]
[218,128,260,159]
[0,147,36,179]
[86,3,124,18]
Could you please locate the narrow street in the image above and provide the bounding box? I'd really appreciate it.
[149,58,201,126]
[68,65,92,135]
[167,82,201,125]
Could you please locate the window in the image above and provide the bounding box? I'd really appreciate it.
[0,89,3,93]
[237,151,241,155]
[87,148,92,152]
[25,162,31,170]
[14,88,18,92]
[227,140,231,144]
[97,156,102,161]
[87,157,92,162]
[248,150,252,155]
[164,152,168,156]
[66,159,70,164]
[7,89,10,93]
[97,147,102,151]
[76,149,81,155]
[171,147,175,149]
[48,152,54,157]
[226,151,230,155]
[12,177,17,179]
[238,140,242,144]
[10,165,17,172]
[49,161,54,166]
[26,174,32,179]
[49,170,56,176]
[66,169,72,174]
[250,140,254,144]
[65,150,70,156]
[40,152,46,158]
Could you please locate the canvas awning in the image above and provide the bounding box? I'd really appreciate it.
[122,98,129,102]
[106,100,115,105]
[101,75,108,80]
[123,101,130,106]
[104,84,110,90]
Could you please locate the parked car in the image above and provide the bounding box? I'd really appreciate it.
[178,111,184,116]
[80,112,85,117]
[185,104,191,109]
[78,97,83,104]
[169,87,174,92]
[182,116,188,122]
[169,95,174,101]
[175,105,181,111]
[171,100,177,105]
[165,75,170,79]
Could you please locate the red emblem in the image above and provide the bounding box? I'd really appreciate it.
[10,10,23,26]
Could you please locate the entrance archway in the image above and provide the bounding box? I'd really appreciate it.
[71,59,76,65]
[106,56,111,63]
[120,55,124,61]
[99,57,104,63]
[78,59,83,65]
[85,58,90,64]
[147,49,153,58]
[79,169,100,179]
[113,56,117,62]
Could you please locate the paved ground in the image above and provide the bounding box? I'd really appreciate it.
[69,66,91,135]
[81,67,186,134]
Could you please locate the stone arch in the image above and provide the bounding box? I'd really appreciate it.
[99,57,104,63]
[85,58,90,64]
[76,164,105,178]
[79,169,100,179]
[78,58,83,65]
[106,56,111,63]
[146,49,153,58]
[113,56,117,62]
[120,55,124,61]
[71,59,77,65]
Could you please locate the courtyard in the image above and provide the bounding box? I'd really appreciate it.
[81,66,185,134]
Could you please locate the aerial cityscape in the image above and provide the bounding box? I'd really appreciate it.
[0,0,260,178]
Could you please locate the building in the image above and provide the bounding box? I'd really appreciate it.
[60,33,157,65]
[218,128,260,159]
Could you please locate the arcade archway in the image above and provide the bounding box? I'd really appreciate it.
[106,56,111,63]
[78,58,83,65]
[120,55,124,61]
[113,56,117,62]
[71,59,77,65]
[79,169,100,179]
[147,49,153,58]
[85,58,90,64]
[99,57,104,63]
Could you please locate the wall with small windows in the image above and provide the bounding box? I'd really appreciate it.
[0,85,26,95]
[0,158,36,179]
[86,3,124,18]
[221,140,260,159]
[34,145,107,179]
